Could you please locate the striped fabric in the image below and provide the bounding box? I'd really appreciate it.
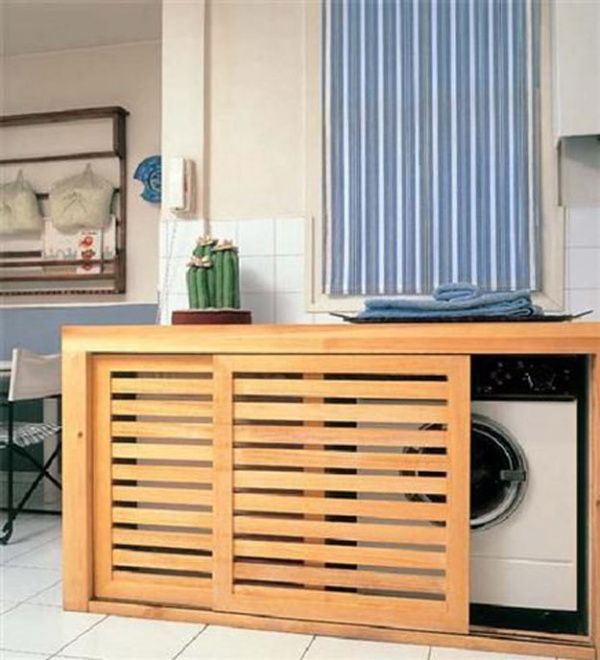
[324,0,541,296]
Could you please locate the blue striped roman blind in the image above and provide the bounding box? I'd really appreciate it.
[324,0,541,296]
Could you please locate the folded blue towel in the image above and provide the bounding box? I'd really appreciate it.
[359,284,541,319]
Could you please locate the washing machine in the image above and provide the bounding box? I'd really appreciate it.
[470,355,588,634]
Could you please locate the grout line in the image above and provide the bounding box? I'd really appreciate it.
[1,527,61,565]
[426,645,433,660]
[20,578,62,607]
[46,614,108,660]
[299,635,316,660]
[171,624,208,660]
[6,537,62,570]
[0,648,56,657]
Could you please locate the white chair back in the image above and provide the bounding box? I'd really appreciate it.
[8,349,61,402]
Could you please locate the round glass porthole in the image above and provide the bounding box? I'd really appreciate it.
[470,414,528,531]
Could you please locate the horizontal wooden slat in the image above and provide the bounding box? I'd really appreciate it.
[112,486,212,507]
[113,549,212,573]
[112,570,211,590]
[233,516,445,545]
[234,425,447,447]
[234,471,446,495]
[235,378,449,400]
[113,464,212,484]
[112,399,212,418]
[112,421,212,440]
[234,448,447,471]
[102,577,212,608]
[235,494,447,521]
[113,528,212,551]
[235,402,447,425]
[112,507,212,529]
[230,584,450,630]
[234,540,445,569]
[234,562,445,594]
[112,442,212,462]
[227,354,454,375]
[112,377,212,395]
[97,354,213,372]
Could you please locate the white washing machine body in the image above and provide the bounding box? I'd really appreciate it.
[470,399,578,611]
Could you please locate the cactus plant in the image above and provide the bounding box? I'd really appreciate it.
[185,235,241,310]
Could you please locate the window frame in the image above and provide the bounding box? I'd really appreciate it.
[305,0,565,313]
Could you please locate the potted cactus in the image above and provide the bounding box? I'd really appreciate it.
[172,235,250,325]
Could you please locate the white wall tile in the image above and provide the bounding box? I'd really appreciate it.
[275,255,304,293]
[567,207,600,247]
[312,312,345,324]
[242,292,275,323]
[162,218,205,257]
[208,219,238,244]
[274,292,312,323]
[240,256,275,293]
[275,217,306,255]
[566,289,600,319]
[237,219,275,256]
[566,247,600,288]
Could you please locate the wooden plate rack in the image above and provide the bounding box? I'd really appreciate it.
[0,106,128,296]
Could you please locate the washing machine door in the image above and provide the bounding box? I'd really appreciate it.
[471,414,528,530]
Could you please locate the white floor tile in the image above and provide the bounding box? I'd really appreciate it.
[430,646,554,660]
[305,636,429,660]
[0,566,60,602]
[0,603,104,655]
[0,600,21,615]
[178,625,312,660]
[0,652,48,660]
[61,615,201,660]
[28,581,63,607]
[0,517,60,564]
[7,538,62,571]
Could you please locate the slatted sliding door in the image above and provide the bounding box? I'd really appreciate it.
[213,355,470,633]
[92,355,214,607]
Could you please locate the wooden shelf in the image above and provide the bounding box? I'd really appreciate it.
[0,151,118,166]
[0,106,128,296]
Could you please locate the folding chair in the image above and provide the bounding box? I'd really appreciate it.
[0,348,61,544]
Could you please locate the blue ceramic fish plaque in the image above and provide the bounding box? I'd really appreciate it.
[134,155,161,203]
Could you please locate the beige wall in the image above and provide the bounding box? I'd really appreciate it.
[1,41,161,304]
[206,0,306,220]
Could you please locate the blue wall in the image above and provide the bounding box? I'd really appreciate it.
[0,304,157,359]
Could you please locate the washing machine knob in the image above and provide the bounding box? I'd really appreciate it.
[523,364,557,393]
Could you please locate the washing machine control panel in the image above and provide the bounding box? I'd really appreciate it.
[472,356,583,397]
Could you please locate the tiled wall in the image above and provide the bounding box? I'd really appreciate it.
[565,207,600,320]
[159,210,600,324]
[159,217,337,324]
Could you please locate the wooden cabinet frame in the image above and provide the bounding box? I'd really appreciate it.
[62,323,600,659]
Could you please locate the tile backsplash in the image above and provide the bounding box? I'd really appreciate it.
[159,217,318,324]
[159,209,600,324]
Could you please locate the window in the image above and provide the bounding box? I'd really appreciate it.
[306,0,562,310]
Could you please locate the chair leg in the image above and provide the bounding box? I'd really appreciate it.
[6,443,62,532]
[1,404,15,545]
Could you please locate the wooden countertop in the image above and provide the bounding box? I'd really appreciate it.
[62,322,600,355]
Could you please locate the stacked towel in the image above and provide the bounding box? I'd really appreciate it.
[358,283,541,320]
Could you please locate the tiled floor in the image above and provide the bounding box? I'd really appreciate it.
[0,515,570,660]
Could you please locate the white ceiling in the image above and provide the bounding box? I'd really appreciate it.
[1,0,162,57]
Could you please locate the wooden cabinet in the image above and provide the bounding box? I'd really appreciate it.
[62,323,600,659]
[88,352,470,633]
